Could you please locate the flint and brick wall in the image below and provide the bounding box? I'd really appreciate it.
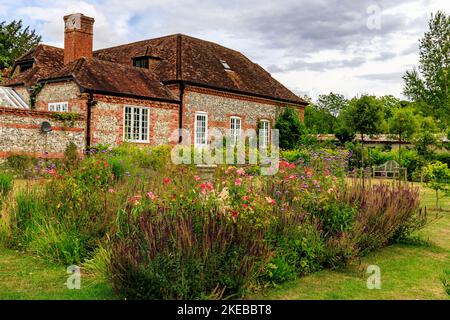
[0,107,85,158]
[90,94,179,146]
[182,86,304,142]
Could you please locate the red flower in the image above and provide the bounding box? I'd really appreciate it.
[231,210,239,218]
[234,178,242,186]
[163,177,172,184]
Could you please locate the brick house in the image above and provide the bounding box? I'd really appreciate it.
[0,13,307,159]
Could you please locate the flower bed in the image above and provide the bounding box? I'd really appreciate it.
[0,144,427,299]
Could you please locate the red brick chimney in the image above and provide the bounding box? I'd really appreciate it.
[63,13,94,65]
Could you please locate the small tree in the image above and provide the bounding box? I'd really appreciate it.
[423,161,450,209]
[388,107,417,163]
[344,95,382,168]
[274,107,306,150]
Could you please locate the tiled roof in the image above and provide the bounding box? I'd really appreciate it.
[4,44,64,86]
[43,57,179,102]
[6,34,305,104]
[95,34,306,104]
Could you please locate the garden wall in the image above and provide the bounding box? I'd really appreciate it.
[0,107,85,158]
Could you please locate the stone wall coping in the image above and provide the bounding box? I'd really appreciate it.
[0,106,85,120]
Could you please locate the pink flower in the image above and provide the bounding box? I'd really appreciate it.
[225,166,235,174]
[234,178,242,186]
[243,195,251,201]
[287,174,297,180]
[265,196,276,205]
[289,163,295,170]
[194,175,201,181]
[236,168,245,176]
[146,192,157,200]
[163,177,172,184]
[199,182,214,194]
[108,188,115,194]
[129,195,141,206]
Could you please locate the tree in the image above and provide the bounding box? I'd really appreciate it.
[388,107,417,162]
[413,116,439,158]
[304,105,335,133]
[316,92,349,117]
[403,11,450,129]
[423,161,450,209]
[0,20,41,70]
[274,107,306,149]
[344,95,383,168]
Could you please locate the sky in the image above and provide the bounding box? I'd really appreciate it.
[1,0,449,101]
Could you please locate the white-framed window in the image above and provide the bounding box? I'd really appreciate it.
[194,112,208,147]
[123,106,150,143]
[48,102,68,112]
[230,116,241,145]
[259,120,270,148]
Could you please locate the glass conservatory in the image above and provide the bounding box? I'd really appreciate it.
[0,86,29,109]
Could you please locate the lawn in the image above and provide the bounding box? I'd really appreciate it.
[0,181,448,300]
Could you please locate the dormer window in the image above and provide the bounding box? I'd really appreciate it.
[220,59,231,71]
[18,59,34,73]
[133,57,149,69]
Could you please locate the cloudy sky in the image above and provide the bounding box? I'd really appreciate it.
[1,0,448,100]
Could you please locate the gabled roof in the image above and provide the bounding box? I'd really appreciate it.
[6,34,306,105]
[5,44,64,87]
[42,57,179,102]
[94,34,306,104]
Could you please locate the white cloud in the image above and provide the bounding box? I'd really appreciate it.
[1,0,448,101]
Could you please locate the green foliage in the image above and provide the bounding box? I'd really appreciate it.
[62,142,81,171]
[345,95,383,139]
[275,107,306,149]
[312,201,357,236]
[304,105,335,133]
[50,112,81,127]
[6,154,36,176]
[422,161,450,208]
[388,107,417,143]
[0,20,41,70]
[0,172,13,197]
[403,11,450,129]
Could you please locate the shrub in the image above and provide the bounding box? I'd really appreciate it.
[274,107,306,149]
[109,208,270,299]
[62,142,81,171]
[344,182,425,254]
[6,154,36,175]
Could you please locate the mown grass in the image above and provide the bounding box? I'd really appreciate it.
[0,179,448,300]
[250,181,450,300]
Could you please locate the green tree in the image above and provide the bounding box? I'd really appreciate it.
[304,104,335,133]
[275,107,306,149]
[316,92,349,117]
[403,11,450,129]
[0,20,41,70]
[423,161,450,209]
[413,116,439,158]
[344,95,383,168]
[388,107,417,162]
